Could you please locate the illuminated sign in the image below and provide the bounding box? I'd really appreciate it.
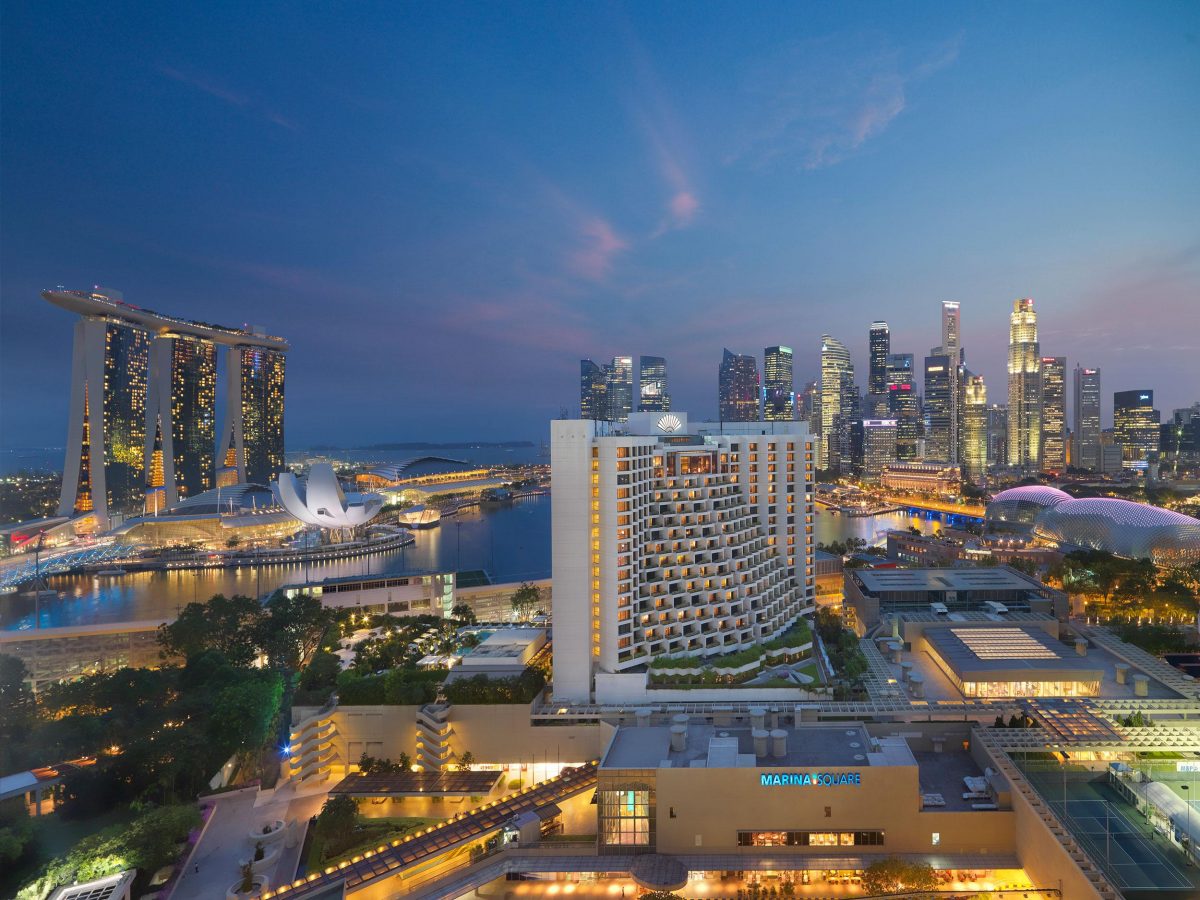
[760,772,862,787]
[656,414,683,434]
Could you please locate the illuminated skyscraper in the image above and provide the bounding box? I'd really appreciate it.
[987,404,1008,468]
[228,345,287,486]
[819,335,855,471]
[1006,298,1041,472]
[1073,366,1101,471]
[637,355,670,412]
[145,334,217,506]
[963,374,987,483]
[885,353,919,460]
[607,356,634,422]
[941,301,962,460]
[45,288,288,527]
[1113,390,1160,466]
[719,349,760,422]
[862,418,897,481]
[763,345,794,421]
[868,322,890,396]
[923,352,953,461]
[1039,356,1066,473]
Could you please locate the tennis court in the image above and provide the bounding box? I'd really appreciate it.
[1027,772,1195,892]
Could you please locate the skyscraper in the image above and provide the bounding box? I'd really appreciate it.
[718,349,760,423]
[923,352,953,461]
[868,322,890,396]
[607,356,634,423]
[637,356,670,412]
[1006,298,1041,472]
[46,287,288,527]
[763,345,794,421]
[963,374,987,483]
[1073,366,1101,471]
[861,419,898,481]
[986,404,1008,468]
[796,380,819,425]
[580,359,607,420]
[145,334,217,507]
[1039,357,1066,473]
[885,353,920,461]
[941,301,962,461]
[819,335,855,471]
[1113,390,1160,465]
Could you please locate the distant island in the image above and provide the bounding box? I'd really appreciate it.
[304,440,536,452]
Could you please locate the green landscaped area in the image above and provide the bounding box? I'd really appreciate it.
[648,620,815,687]
[304,808,441,873]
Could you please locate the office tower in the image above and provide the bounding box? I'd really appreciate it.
[862,419,897,481]
[986,404,1008,468]
[1113,390,1161,465]
[963,374,987,483]
[45,288,288,527]
[719,349,760,423]
[607,356,634,423]
[1006,298,1041,472]
[796,380,819,423]
[550,411,815,702]
[637,356,670,412]
[1039,357,1066,473]
[580,359,607,420]
[1073,366,1101,471]
[145,334,217,507]
[923,353,953,461]
[819,335,855,470]
[1161,403,1200,475]
[885,353,919,460]
[868,322,890,396]
[941,302,962,460]
[763,346,795,421]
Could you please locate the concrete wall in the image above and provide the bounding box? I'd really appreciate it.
[550,419,595,702]
[313,702,604,769]
[448,704,602,764]
[654,765,1015,857]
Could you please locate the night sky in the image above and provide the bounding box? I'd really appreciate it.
[2,2,1198,449]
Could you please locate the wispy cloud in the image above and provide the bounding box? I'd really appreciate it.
[616,17,702,235]
[731,32,961,170]
[158,65,297,131]
[568,216,630,280]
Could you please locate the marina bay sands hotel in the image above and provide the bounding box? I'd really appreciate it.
[43,287,288,528]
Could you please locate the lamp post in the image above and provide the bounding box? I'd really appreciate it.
[1183,783,1192,865]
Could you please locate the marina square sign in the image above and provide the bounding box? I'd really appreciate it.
[761,772,862,787]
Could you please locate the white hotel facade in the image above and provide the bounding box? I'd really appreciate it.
[552,411,816,702]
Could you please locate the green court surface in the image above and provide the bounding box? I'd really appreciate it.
[1024,771,1198,893]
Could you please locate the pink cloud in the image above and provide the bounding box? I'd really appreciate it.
[568,217,629,280]
[669,190,700,225]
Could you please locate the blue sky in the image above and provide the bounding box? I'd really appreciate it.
[2,1,1198,447]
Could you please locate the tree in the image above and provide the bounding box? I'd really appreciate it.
[451,603,477,625]
[257,591,334,671]
[299,650,342,694]
[458,751,475,770]
[510,583,541,621]
[397,751,412,771]
[158,594,262,666]
[861,857,937,895]
[0,654,34,743]
[314,795,358,857]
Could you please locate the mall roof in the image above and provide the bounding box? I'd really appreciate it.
[366,457,478,482]
[601,723,913,770]
[923,626,1104,680]
[853,567,1042,595]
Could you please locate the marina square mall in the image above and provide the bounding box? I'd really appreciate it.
[16,412,1197,900]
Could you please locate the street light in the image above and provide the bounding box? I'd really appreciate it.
[1183,783,1192,866]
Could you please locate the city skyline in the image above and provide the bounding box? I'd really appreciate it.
[3,3,1198,448]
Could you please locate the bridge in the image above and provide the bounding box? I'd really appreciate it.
[879,495,987,521]
[0,543,133,591]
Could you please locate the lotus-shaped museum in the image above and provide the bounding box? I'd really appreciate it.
[275,463,384,530]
